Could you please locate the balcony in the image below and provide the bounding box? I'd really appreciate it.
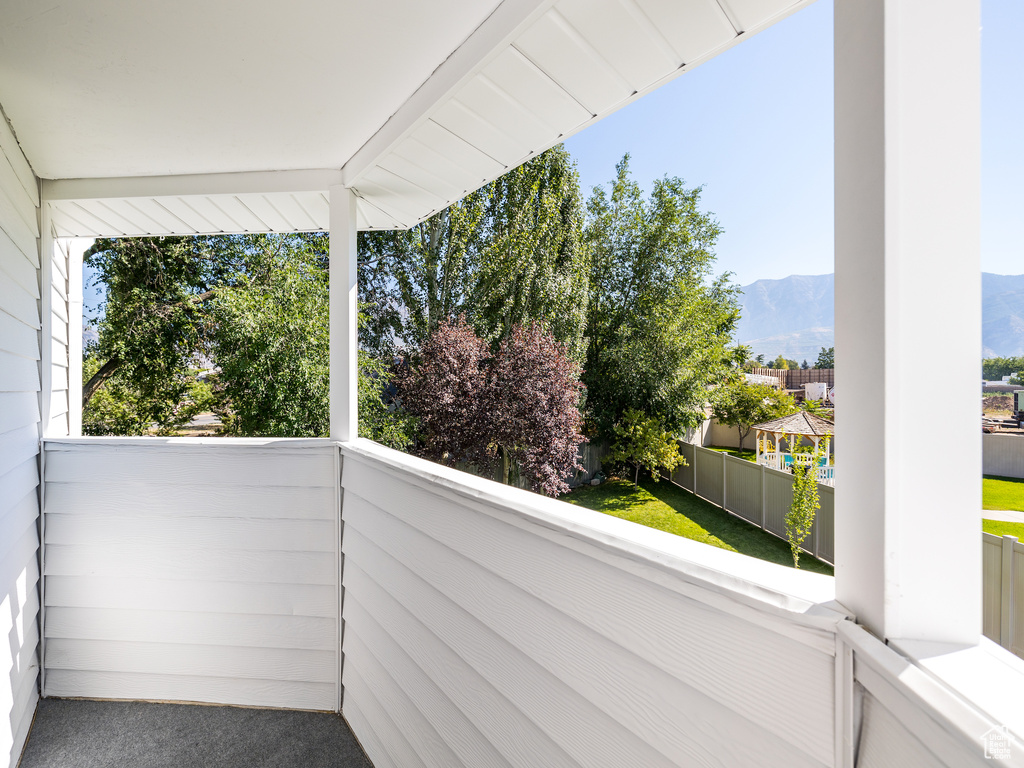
[2,436,1016,767]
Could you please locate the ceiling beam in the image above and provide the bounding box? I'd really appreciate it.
[341,0,558,188]
[41,168,344,202]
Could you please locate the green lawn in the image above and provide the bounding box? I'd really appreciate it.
[564,478,833,575]
[704,446,756,462]
[983,475,1024,513]
[983,519,1024,539]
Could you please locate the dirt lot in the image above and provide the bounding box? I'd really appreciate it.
[984,394,1014,416]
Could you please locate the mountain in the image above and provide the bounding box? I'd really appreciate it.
[735,272,1024,360]
[735,274,835,362]
[981,274,1024,357]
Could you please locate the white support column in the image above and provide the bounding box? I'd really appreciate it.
[329,186,358,442]
[834,0,981,643]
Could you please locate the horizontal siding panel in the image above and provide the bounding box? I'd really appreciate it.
[44,513,335,553]
[48,412,69,438]
[50,285,69,322]
[0,268,40,329]
[44,480,335,520]
[0,425,39,479]
[0,459,39,519]
[0,391,40,434]
[0,121,38,208]
[45,638,335,684]
[0,491,38,563]
[50,389,69,418]
[343,698,399,768]
[0,526,39,611]
[51,315,69,345]
[0,308,40,359]
[344,599,521,768]
[45,607,336,651]
[44,543,336,585]
[0,150,38,236]
[343,567,594,768]
[44,445,335,487]
[0,234,40,299]
[0,185,38,262]
[0,350,40,392]
[345,500,830,766]
[344,663,433,768]
[44,670,335,711]
[45,576,337,618]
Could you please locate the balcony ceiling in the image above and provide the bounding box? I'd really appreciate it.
[0,0,814,234]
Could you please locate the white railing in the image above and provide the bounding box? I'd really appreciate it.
[759,451,835,487]
[23,436,1024,768]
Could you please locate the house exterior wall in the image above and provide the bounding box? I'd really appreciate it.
[41,234,72,437]
[40,438,341,712]
[339,440,845,768]
[0,118,41,768]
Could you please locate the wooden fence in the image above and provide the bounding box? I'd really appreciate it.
[749,367,835,390]
[668,443,835,565]
[983,532,1024,659]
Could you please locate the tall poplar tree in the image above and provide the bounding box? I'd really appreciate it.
[584,155,739,438]
[358,145,589,362]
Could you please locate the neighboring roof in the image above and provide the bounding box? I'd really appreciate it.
[0,0,815,235]
[753,411,834,437]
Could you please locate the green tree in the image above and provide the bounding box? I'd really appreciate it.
[814,346,834,369]
[786,441,824,568]
[607,408,685,488]
[83,236,228,429]
[358,145,589,361]
[84,233,414,446]
[712,379,798,452]
[583,155,739,438]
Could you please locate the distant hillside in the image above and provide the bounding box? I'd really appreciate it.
[982,273,1024,357]
[735,274,835,361]
[736,272,1024,360]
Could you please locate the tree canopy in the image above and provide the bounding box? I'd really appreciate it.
[358,145,589,362]
[583,155,739,438]
[399,317,584,496]
[711,379,798,452]
[83,233,413,446]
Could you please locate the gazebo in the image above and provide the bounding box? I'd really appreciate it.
[753,411,835,486]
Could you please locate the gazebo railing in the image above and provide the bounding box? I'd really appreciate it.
[759,451,835,487]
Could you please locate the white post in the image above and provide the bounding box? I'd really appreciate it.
[834,0,981,643]
[329,186,359,442]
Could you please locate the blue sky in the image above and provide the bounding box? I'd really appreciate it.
[565,0,1023,287]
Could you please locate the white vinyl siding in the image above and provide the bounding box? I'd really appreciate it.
[339,441,843,768]
[0,119,40,768]
[41,439,340,712]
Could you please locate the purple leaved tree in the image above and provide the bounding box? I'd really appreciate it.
[401,317,585,496]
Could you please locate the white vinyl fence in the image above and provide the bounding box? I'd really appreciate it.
[668,443,835,565]
[983,532,1023,659]
[983,433,1024,479]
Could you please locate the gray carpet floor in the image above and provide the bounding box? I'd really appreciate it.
[18,699,374,768]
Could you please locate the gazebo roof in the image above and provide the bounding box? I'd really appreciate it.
[753,411,834,437]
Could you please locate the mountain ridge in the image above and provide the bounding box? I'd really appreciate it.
[736,272,1024,360]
